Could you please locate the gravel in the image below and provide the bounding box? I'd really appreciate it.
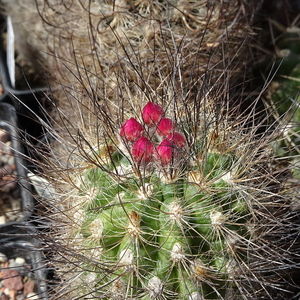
[0,128,22,225]
[0,252,38,300]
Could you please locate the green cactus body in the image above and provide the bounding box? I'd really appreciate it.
[67,102,255,300]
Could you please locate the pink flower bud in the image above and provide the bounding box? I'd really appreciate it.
[157,118,174,136]
[132,137,154,164]
[167,132,186,148]
[142,102,164,125]
[120,118,144,141]
[156,139,174,165]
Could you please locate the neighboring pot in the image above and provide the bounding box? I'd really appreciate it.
[0,102,34,235]
[0,15,49,143]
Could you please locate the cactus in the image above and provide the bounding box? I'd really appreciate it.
[73,101,245,299]
[2,0,300,299]
[32,94,299,300]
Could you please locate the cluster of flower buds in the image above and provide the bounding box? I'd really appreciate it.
[120,102,186,165]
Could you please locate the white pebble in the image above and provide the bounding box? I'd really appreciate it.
[15,257,26,266]
[26,292,39,299]
[4,288,10,295]
[8,258,16,268]
[0,252,7,262]
[0,216,6,225]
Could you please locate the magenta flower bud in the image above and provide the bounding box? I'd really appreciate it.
[142,102,164,125]
[157,118,174,136]
[132,136,154,164]
[120,118,144,141]
[167,132,186,148]
[156,139,174,165]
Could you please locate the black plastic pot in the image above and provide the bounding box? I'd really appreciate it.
[0,15,47,94]
[0,234,48,299]
[0,102,34,234]
[0,15,49,143]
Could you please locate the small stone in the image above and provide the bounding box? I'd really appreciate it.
[9,290,16,300]
[0,216,6,225]
[15,257,25,266]
[0,293,9,300]
[0,253,7,263]
[16,294,26,300]
[8,258,17,268]
[23,279,36,296]
[2,269,24,291]
[26,292,39,299]
[0,165,13,176]
[0,130,9,143]
[1,174,17,193]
